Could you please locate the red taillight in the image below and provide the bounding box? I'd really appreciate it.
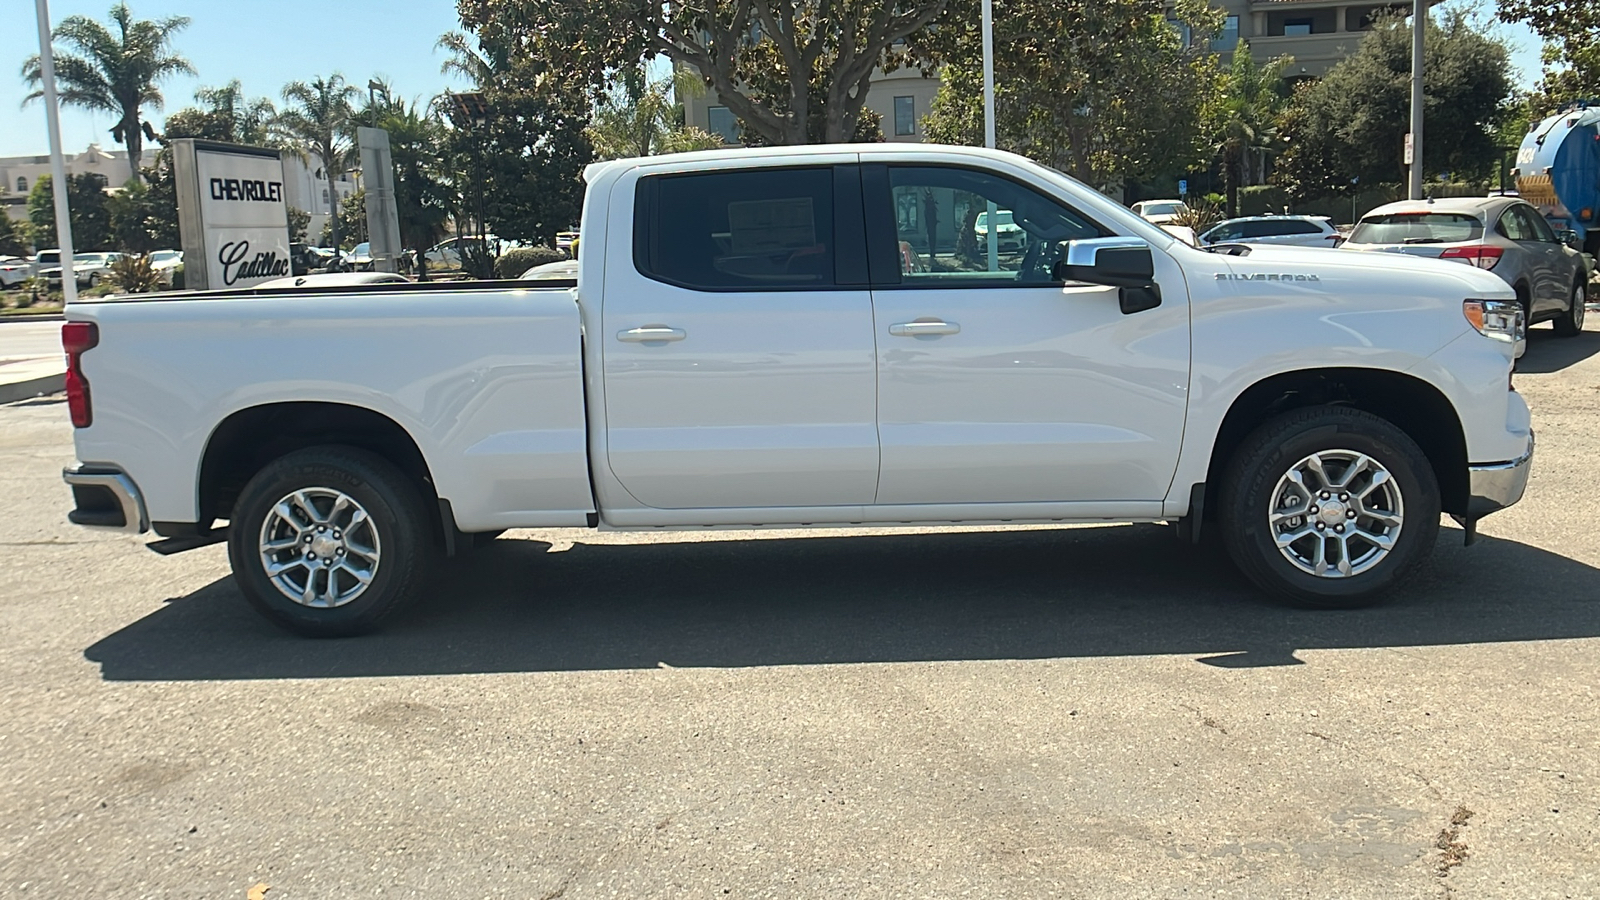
[61,321,98,428]
[1439,245,1504,270]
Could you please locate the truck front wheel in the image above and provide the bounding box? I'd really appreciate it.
[228,446,433,637]
[1220,407,1440,608]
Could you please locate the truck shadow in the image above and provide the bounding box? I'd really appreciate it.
[84,524,1600,681]
[1515,327,1600,374]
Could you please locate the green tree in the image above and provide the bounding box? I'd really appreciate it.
[443,67,593,246]
[1210,43,1292,217]
[163,80,278,144]
[457,0,949,145]
[1276,10,1513,199]
[106,177,162,253]
[587,66,724,159]
[25,173,112,251]
[320,190,368,249]
[921,0,1222,191]
[275,75,359,252]
[1498,0,1599,104]
[21,3,194,182]
[0,215,24,256]
[287,206,311,243]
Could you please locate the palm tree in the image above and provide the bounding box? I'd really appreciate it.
[436,31,495,87]
[275,75,358,252]
[194,80,278,145]
[587,65,723,160]
[1210,43,1292,217]
[21,3,194,182]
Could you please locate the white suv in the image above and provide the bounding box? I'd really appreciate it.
[1200,215,1342,247]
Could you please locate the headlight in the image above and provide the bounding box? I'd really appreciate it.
[1463,299,1525,344]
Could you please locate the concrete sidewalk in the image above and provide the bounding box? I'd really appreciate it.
[0,356,65,405]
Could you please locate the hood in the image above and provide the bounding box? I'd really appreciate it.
[1222,243,1515,298]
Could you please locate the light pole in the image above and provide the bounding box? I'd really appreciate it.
[32,0,76,303]
[1407,0,1424,200]
[981,0,998,270]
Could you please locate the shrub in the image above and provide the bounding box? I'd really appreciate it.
[494,246,568,279]
[170,263,184,290]
[1169,197,1224,233]
[109,253,161,293]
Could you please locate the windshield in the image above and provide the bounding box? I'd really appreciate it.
[1350,213,1483,245]
[151,251,180,262]
[1140,202,1186,217]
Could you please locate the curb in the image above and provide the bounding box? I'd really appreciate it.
[0,372,65,405]
[0,312,65,323]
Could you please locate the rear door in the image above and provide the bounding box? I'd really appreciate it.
[1518,205,1573,313]
[1499,206,1556,314]
[599,161,880,510]
[864,163,1191,506]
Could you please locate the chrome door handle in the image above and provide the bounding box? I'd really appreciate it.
[617,326,687,343]
[889,319,960,337]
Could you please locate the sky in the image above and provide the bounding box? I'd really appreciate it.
[0,0,1554,160]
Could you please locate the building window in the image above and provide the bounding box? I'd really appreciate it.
[1213,15,1239,50]
[894,96,916,136]
[707,106,739,144]
[16,177,26,193]
[1284,18,1314,35]
[1168,19,1193,46]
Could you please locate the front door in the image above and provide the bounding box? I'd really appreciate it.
[600,162,880,510]
[865,164,1191,506]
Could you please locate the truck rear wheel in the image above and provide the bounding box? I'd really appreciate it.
[1219,407,1439,608]
[228,446,432,637]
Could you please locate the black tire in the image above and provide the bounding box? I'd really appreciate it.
[1219,406,1440,609]
[87,272,100,287]
[228,446,434,637]
[1554,279,1587,337]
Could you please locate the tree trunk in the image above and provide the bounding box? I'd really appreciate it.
[123,112,143,184]
[1224,144,1242,218]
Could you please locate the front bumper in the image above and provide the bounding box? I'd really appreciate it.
[63,465,149,534]
[1466,433,1533,518]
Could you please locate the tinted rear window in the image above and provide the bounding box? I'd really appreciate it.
[1350,213,1483,244]
[638,167,836,290]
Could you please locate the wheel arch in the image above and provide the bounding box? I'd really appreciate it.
[198,401,445,538]
[1204,368,1469,518]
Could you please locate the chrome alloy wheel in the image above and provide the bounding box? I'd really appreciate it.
[1267,450,1403,578]
[258,488,381,608]
[1575,283,1588,327]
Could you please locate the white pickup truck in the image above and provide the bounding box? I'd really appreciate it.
[61,144,1533,636]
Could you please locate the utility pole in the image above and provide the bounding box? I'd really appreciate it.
[1407,0,1424,200]
[981,0,998,271]
[32,0,76,303]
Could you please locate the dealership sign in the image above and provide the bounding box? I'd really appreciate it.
[171,139,292,291]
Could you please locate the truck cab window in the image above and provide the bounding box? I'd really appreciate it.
[637,167,836,291]
[883,165,1105,287]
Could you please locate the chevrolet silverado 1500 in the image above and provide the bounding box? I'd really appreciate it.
[62,144,1533,635]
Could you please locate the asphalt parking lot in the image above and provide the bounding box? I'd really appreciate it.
[2,327,1598,899]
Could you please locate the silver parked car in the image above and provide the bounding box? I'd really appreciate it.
[1199,215,1342,248]
[1344,197,1588,335]
[41,252,121,289]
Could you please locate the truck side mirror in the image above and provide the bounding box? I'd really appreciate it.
[1052,237,1162,314]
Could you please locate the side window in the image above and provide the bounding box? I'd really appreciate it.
[1237,221,1274,239]
[1498,209,1532,242]
[884,165,1104,287]
[637,167,836,290]
[1282,220,1322,235]
[1210,223,1242,242]
[1519,206,1557,243]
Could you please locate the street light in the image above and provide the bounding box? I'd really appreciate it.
[32,0,76,303]
[981,0,998,270]
[1408,0,1424,200]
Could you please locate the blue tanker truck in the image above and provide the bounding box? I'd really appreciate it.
[1516,101,1600,262]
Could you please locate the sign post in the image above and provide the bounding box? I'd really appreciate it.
[171,139,293,291]
[357,127,403,274]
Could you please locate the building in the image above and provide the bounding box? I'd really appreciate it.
[0,144,156,223]
[2,142,356,246]
[1211,0,1436,79]
[681,1,1426,145]
[682,64,941,146]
